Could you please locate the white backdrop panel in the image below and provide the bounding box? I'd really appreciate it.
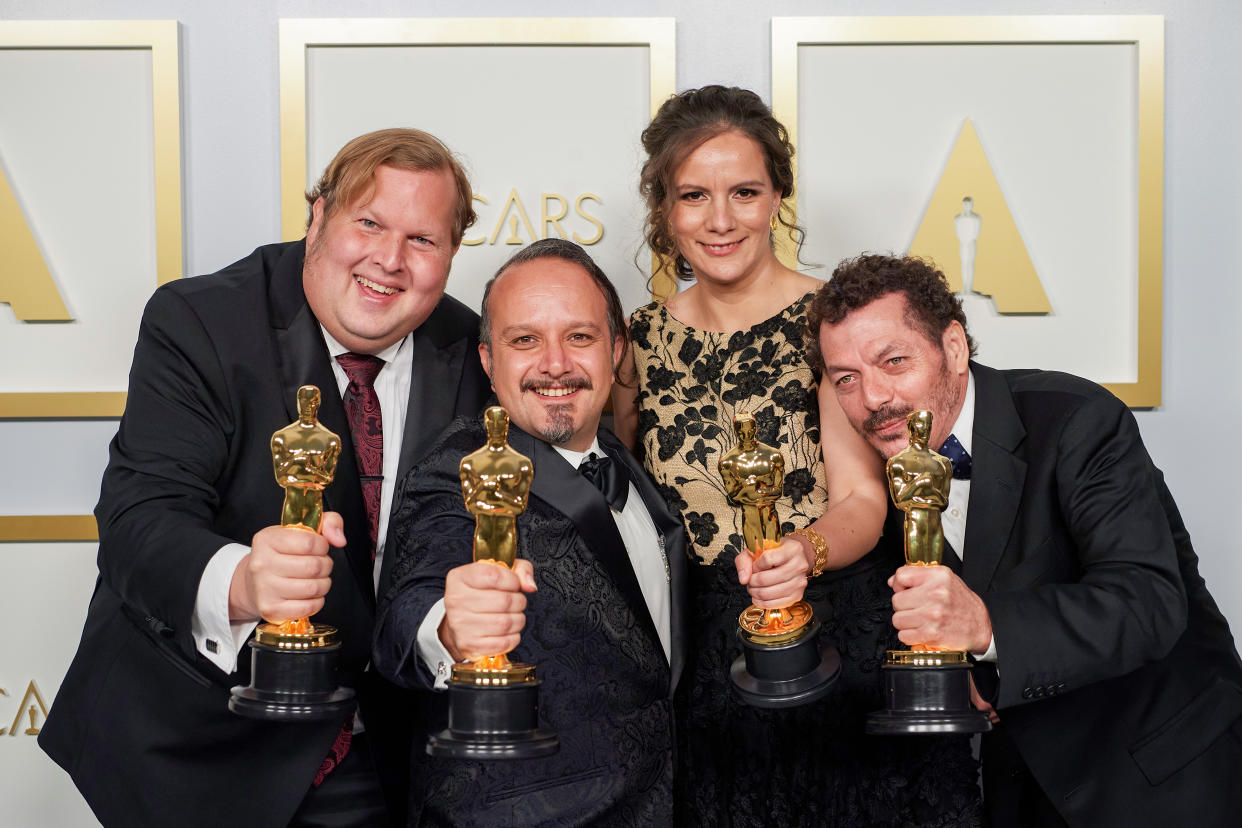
[307,44,655,316]
[0,48,157,393]
[798,42,1139,382]
[0,542,101,827]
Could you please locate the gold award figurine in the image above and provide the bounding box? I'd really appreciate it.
[229,384,356,721]
[865,409,989,734]
[719,412,813,643]
[259,384,341,645]
[454,406,536,682]
[886,410,963,663]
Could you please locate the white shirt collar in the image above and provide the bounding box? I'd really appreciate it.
[945,368,976,455]
[319,325,409,364]
[553,437,603,469]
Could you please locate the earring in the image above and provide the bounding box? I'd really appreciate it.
[770,214,778,232]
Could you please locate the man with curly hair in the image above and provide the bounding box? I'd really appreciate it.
[807,254,1242,827]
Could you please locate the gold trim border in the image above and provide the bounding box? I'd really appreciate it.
[0,20,183,419]
[278,17,676,299]
[0,515,97,542]
[772,15,1164,407]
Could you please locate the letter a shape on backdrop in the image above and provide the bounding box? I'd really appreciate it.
[908,119,1050,314]
[0,159,72,320]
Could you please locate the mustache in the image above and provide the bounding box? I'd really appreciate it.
[520,377,593,393]
[863,405,912,435]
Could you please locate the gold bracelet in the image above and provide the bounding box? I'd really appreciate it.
[791,527,829,578]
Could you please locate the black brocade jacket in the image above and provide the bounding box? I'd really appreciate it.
[374,418,688,827]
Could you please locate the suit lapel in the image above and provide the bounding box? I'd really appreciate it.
[509,427,662,658]
[373,300,477,597]
[962,362,1026,592]
[396,301,473,480]
[269,241,374,608]
[602,428,687,696]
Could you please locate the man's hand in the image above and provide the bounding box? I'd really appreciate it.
[228,512,345,623]
[736,538,810,608]
[969,675,1001,724]
[888,564,993,653]
[439,560,537,663]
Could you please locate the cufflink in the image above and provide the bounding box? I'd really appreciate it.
[206,639,219,654]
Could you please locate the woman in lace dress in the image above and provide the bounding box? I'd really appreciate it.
[613,86,981,827]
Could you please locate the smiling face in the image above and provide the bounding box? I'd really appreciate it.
[818,293,970,458]
[480,257,623,452]
[303,164,460,354]
[668,130,781,288]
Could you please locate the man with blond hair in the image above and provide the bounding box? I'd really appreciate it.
[41,128,490,827]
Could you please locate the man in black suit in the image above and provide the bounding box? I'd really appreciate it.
[807,254,1242,827]
[39,128,490,827]
[373,238,688,826]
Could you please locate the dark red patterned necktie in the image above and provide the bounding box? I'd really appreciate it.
[313,352,384,788]
[335,352,385,559]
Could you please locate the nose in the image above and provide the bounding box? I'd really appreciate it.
[860,370,893,412]
[705,197,733,233]
[537,339,570,377]
[372,233,404,273]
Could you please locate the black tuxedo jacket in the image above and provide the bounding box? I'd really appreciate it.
[373,418,688,827]
[39,240,490,828]
[956,363,1242,826]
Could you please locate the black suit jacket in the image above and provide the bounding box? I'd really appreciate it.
[38,240,490,828]
[373,419,688,827]
[959,363,1242,826]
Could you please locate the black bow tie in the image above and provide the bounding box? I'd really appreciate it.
[579,452,629,512]
[939,433,972,480]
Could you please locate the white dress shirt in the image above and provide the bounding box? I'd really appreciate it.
[417,437,671,689]
[190,328,411,674]
[939,370,997,663]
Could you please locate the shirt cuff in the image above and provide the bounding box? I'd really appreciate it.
[416,599,455,690]
[973,634,998,663]
[191,542,259,675]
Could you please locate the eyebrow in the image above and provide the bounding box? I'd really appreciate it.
[499,321,604,338]
[824,342,903,374]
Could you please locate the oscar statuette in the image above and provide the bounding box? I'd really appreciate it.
[865,410,991,735]
[229,385,356,721]
[427,406,559,759]
[719,412,840,708]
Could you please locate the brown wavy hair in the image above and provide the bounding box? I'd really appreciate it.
[305,127,476,247]
[639,86,804,282]
[805,254,977,373]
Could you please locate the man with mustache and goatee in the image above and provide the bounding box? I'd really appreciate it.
[807,254,1242,828]
[373,238,688,826]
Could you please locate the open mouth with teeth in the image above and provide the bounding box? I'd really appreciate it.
[532,386,579,398]
[354,274,402,296]
[701,240,742,255]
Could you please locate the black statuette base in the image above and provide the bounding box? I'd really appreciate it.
[865,660,992,735]
[229,639,355,722]
[428,679,559,760]
[729,620,841,709]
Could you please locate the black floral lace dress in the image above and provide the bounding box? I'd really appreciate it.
[629,293,981,827]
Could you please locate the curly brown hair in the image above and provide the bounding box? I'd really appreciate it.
[639,85,804,282]
[805,254,977,373]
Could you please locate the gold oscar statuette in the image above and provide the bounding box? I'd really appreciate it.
[229,384,356,721]
[719,411,813,644]
[453,406,536,684]
[255,384,342,648]
[885,410,967,667]
[428,405,558,758]
[866,409,990,734]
